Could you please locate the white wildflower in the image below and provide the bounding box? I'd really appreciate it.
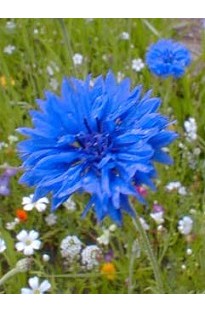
[139,217,150,231]
[117,71,125,83]
[42,254,50,262]
[0,238,6,253]
[120,32,130,40]
[63,197,76,212]
[60,235,82,261]
[184,117,197,142]
[15,230,41,256]
[21,276,51,294]
[72,53,83,66]
[132,58,145,72]
[22,194,49,212]
[8,135,18,144]
[49,78,59,91]
[178,186,187,196]
[5,218,20,230]
[81,245,102,270]
[6,21,16,30]
[178,216,193,235]
[4,45,16,55]
[186,248,193,256]
[97,229,110,246]
[150,211,164,225]
[45,213,57,226]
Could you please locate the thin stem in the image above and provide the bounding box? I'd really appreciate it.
[127,240,138,294]
[0,268,18,287]
[132,217,165,293]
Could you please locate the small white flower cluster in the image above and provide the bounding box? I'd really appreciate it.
[4,45,16,55]
[179,142,201,169]
[97,224,117,246]
[165,181,187,196]
[72,53,83,66]
[120,32,130,40]
[131,58,145,72]
[6,217,20,230]
[21,276,51,294]
[81,245,102,270]
[45,213,57,226]
[22,194,49,212]
[0,134,19,150]
[184,117,197,142]
[63,197,77,212]
[15,230,41,256]
[178,216,193,235]
[0,237,6,253]
[60,235,82,261]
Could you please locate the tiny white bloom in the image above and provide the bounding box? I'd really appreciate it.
[6,21,16,30]
[81,245,102,270]
[45,213,57,226]
[178,216,193,235]
[42,254,50,262]
[181,264,186,270]
[139,217,150,231]
[8,135,18,144]
[109,224,117,232]
[46,65,54,76]
[72,53,83,66]
[49,78,59,91]
[63,197,76,212]
[33,28,39,34]
[15,230,41,256]
[0,142,8,149]
[178,186,187,196]
[97,229,110,246]
[0,238,6,253]
[150,211,164,225]
[5,218,19,230]
[132,58,145,72]
[60,235,82,260]
[184,117,197,142]
[4,45,16,55]
[116,71,125,83]
[120,32,130,40]
[165,181,181,191]
[21,276,51,294]
[186,248,192,256]
[22,194,49,212]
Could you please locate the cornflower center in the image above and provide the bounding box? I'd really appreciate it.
[76,118,112,162]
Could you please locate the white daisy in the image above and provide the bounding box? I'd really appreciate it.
[22,194,49,212]
[15,230,41,256]
[21,276,51,294]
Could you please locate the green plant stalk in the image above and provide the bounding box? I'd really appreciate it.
[132,217,165,294]
[0,268,18,287]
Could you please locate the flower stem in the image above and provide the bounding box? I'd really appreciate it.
[132,217,165,293]
[0,268,18,287]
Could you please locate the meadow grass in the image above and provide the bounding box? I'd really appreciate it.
[0,18,205,294]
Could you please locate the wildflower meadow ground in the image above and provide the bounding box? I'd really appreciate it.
[1,18,205,294]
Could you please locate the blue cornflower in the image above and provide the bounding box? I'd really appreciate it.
[145,39,191,78]
[17,71,177,224]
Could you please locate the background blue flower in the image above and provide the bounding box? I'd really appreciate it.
[18,71,177,224]
[145,39,191,78]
